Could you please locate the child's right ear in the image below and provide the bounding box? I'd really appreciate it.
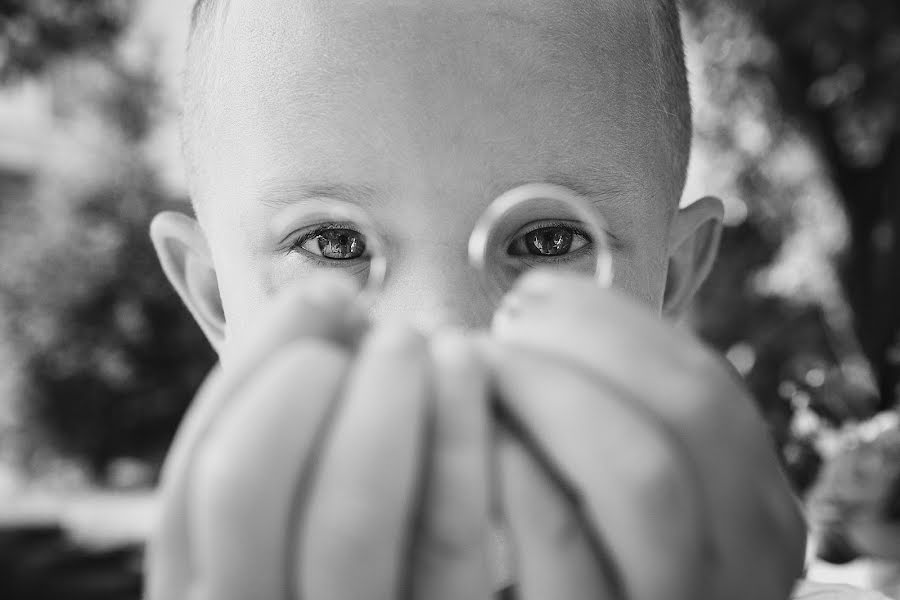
[150,211,227,353]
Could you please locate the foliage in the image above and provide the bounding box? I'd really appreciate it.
[0,50,214,481]
[682,0,900,494]
[0,0,133,82]
[807,413,900,564]
[684,0,900,411]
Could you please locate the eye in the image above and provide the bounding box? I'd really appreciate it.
[507,223,591,258]
[294,226,367,260]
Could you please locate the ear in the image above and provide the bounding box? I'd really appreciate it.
[662,196,724,320]
[150,211,227,352]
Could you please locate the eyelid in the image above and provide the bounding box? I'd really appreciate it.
[515,220,590,238]
[280,221,360,247]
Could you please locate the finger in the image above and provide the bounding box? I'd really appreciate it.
[494,270,806,598]
[497,428,614,600]
[146,274,365,600]
[408,331,492,600]
[485,342,707,600]
[494,270,780,473]
[188,340,350,600]
[300,325,431,600]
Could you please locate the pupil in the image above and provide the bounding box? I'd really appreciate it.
[528,228,572,256]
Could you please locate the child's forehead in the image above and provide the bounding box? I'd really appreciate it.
[202,0,662,143]
[214,0,654,69]
[216,0,643,29]
[189,0,681,214]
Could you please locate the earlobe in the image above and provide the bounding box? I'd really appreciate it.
[150,211,227,352]
[662,196,724,320]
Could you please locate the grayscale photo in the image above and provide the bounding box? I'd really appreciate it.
[1,1,899,598]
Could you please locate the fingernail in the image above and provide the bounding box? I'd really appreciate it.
[496,292,526,320]
[491,280,542,334]
[492,272,567,336]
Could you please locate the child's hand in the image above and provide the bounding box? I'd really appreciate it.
[146,276,494,600]
[485,270,808,600]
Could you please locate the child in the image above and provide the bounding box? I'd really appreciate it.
[146,0,884,598]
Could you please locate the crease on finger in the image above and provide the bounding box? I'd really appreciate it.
[408,331,493,600]
[497,427,616,600]
[493,287,803,598]
[298,326,431,600]
[488,343,710,600]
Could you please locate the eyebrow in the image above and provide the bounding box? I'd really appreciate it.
[255,170,637,210]
[256,181,384,209]
[516,172,634,203]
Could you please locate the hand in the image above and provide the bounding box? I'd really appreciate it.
[484,270,807,600]
[146,275,495,600]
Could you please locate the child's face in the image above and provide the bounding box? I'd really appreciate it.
[155,1,723,351]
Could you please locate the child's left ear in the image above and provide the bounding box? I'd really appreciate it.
[662,196,724,320]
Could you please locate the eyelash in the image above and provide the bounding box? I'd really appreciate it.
[517,221,591,240]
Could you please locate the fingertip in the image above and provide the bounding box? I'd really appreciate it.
[226,273,367,358]
[492,270,603,337]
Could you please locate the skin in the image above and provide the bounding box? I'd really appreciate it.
[148,0,807,598]
[489,272,806,599]
[157,0,716,344]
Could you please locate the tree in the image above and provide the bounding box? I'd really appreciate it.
[0,0,132,82]
[684,0,900,418]
[0,0,215,482]
[680,2,900,568]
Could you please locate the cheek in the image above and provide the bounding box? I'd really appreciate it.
[610,239,669,312]
[209,240,274,345]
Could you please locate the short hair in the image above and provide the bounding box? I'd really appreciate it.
[183,0,691,201]
[644,0,693,196]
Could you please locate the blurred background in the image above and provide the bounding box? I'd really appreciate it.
[0,0,899,597]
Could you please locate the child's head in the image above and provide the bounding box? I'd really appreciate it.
[152,0,723,352]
